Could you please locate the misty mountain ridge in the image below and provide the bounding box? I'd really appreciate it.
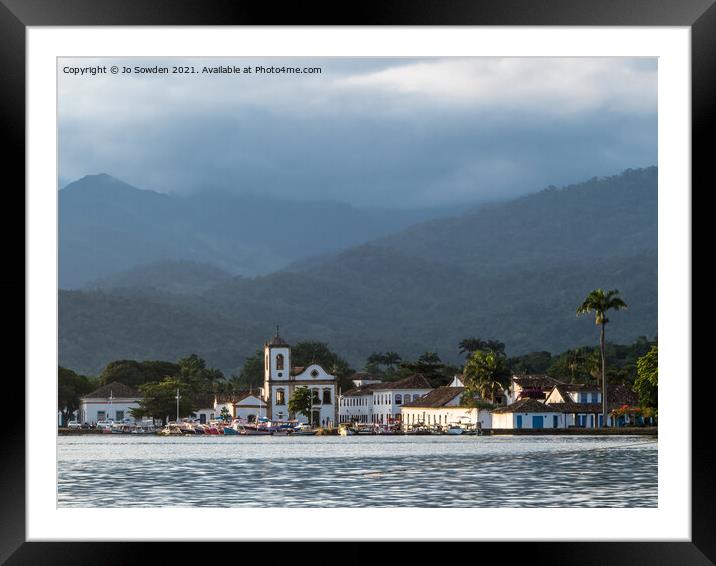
[86,260,234,295]
[285,167,656,276]
[60,167,657,376]
[60,173,464,289]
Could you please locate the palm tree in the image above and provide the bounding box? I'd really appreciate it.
[383,352,402,371]
[462,350,510,404]
[459,338,505,357]
[459,338,484,357]
[564,347,587,382]
[576,289,628,428]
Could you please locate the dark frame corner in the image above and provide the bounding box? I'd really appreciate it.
[8,0,708,563]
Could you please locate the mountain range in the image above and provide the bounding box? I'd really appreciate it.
[60,174,459,289]
[59,167,657,376]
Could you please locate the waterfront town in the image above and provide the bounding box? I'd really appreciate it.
[62,330,657,437]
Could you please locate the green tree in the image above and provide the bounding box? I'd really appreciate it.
[399,352,447,386]
[634,344,658,409]
[547,347,596,383]
[383,352,402,371]
[365,352,386,375]
[204,367,225,391]
[576,288,628,427]
[58,366,96,425]
[175,354,225,394]
[178,353,206,385]
[461,350,511,404]
[99,360,180,388]
[508,351,552,375]
[238,350,264,389]
[458,338,506,358]
[288,387,313,423]
[130,378,194,425]
[220,406,231,422]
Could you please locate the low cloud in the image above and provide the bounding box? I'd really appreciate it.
[58,57,657,208]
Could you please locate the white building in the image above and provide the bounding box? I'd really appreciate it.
[339,374,433,425]
[79,382,142,425]
[261,331,337,426]
[544,383,626,428]
[196,391,268,423]
[491,398,565,429]
[400,385,493,430]
[492,382,639,429]
[350,372,383,388]
[230,391,267,422]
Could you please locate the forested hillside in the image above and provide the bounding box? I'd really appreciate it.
[60,168,657,375]
[59,174,454,288]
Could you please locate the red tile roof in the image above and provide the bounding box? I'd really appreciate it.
[402,387,463,408]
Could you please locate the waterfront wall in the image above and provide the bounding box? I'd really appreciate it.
[486,427,658,436]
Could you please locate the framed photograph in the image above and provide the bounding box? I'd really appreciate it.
[9,0,706,562]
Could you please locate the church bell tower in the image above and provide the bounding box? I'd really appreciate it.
[263,326,291,413]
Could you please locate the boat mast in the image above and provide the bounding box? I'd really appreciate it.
[175,388,180,423]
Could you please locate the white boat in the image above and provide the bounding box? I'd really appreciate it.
[447,425,464,435]
[158,424,183,436]
[338,424,356,436]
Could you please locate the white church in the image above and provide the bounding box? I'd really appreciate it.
[261,329,338,427]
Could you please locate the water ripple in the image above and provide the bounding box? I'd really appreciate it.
[57,435,657,507]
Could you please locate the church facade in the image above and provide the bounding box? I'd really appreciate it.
[261,331,337,426]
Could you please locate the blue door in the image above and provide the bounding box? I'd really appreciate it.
[532,416,544,429]
[516,415,523,429]
[553,415,559,428]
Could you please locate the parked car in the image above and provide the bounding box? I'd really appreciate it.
[67,420,82,429]
[96,420,113,429]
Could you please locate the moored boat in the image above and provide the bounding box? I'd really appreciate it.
[158,425,182,436]
[338,424,357,436]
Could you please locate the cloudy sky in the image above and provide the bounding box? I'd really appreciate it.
[58,57,657,208]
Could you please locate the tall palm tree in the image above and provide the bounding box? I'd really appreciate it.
[576,289,628,428]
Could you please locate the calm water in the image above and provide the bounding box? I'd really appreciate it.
[57,435,657,507]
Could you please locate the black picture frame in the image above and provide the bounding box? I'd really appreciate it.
[7,0,705,563]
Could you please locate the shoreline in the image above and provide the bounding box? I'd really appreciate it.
[57,427,658,437]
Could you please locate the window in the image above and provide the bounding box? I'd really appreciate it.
[311,369,319,377]
[276,389,286,405]
[276,354,284,370]
[97,411,106,421]
[395,394,402,405]
[323,389,332,404]
[116,410,124,421]
[265,354,269,371]
[312,389,320,404]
